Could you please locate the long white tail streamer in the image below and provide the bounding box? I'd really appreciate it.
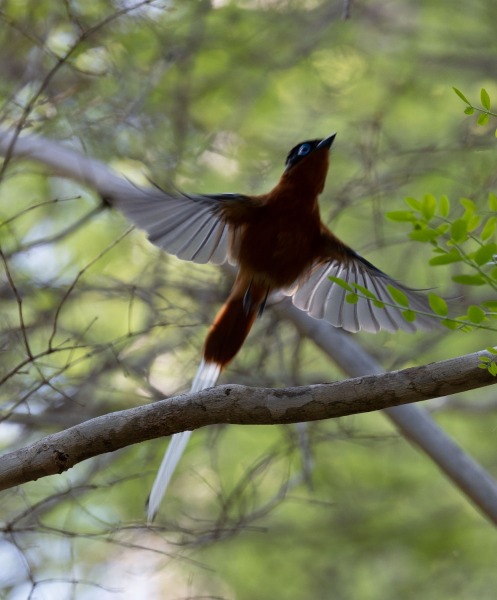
[147,359,221,522]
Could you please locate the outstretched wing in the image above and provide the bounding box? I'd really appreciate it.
[110,186,253,265]
[287,243,436,333]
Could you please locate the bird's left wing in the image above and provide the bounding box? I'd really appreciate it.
[286,237,436,333]
[112,187,253,265]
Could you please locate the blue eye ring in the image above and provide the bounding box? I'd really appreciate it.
[297,143,311,156]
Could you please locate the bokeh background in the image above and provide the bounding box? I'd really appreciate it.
[1,1,497,598]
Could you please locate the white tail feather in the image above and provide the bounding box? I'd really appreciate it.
[147,359,221,522]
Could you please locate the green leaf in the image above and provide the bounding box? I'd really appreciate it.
[481,216,497,241]
[409,228,441,242]
[421,194,437,221]
[429,249,462,265]
[489,362,497,376]
[387,285,409,307]
[467,305,486,324]
[464,106,475,115]
[386,210,417,222]
[405,196,422,211]
[346,293,359,304]
[428,293,448,316]
[453,86,471,105]
[478,112,489,126]
[466,214,481,232]
[450,219,467,242]
[479,356,491,363]
[483,301,497,311]
[452,274,487,286]
[441,318,460,330]
[351,283,378,301]
[402,309,416,322]
[328,276,354,292]
[473,242,497,266]
[438,195,450,218]
[481,88,491,110]
[460,197,476,212]
[489,193,497,212]
[485,346,497,354]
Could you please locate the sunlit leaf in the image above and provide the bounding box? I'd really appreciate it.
[450,219,467,242]
[483,301,497,312]
[409,227,441,242]
[478,112,489,126]
[387,285,409,307]
[489,193,497,212]
[351,283,378,301]
[473,242,497,266]
[346,293,359,304]
[460,197,476,212]
[481,88,491,110]
[452,274,487,286]
[428,293,448,316]
[421,194,437,221]
[402,309,416,322]
[429,249,462,265]
[438,195,450,217]
[489,362,497,376]
[386,210,417,222]
[328,276,354,292]
[452,86,471,105]
[405,196,422,211]
[481,216,497,241]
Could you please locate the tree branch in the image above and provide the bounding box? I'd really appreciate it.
[0,348,495,493]
[274,300,497,526]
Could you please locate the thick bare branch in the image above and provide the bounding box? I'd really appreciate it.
[0,348,495,497]
[274,300,497,526]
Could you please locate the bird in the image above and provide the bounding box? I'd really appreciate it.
[111,133,435,521]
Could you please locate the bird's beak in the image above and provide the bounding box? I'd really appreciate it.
[317,133,337,149]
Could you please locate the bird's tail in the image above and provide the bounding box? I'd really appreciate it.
[147,360,221,522]
[147,280,264,522]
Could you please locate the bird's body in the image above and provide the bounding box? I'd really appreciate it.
[111,133,435,520]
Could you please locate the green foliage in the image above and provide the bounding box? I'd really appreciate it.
[386,190,497,338]
[454,86,497,135]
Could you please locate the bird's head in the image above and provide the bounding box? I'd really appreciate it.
[283,133,336,195]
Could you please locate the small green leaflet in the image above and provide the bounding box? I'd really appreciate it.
[387,285,409,308]
[467,305,486,324]
[453,87,471,105]
[428,293,448,316]
[439,195,450,218]
[328,276,354,292]
[481,88,491,110]
[452,274,487,286]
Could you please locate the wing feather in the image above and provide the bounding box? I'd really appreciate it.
[110,186,250,265]
[290,252,436,334]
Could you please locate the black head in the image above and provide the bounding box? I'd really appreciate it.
[285,133,336,171]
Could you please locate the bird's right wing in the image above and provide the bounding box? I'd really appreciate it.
[111,187,254,265]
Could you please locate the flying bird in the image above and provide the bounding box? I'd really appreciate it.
[111,133,435,520]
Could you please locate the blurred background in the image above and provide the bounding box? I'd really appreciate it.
[1,0,497,598]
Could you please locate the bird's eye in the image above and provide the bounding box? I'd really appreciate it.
[297,143,311,156]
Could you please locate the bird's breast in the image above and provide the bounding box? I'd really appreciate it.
[236,205,321,288]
